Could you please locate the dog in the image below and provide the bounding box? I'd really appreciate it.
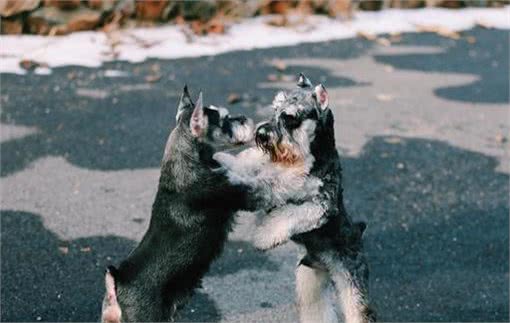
[101,86,255,322]
[213,74,376,323]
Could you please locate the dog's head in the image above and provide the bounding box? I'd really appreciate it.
[175,85,254,146]
[255,73,335,168]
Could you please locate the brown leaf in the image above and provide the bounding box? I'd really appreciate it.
[58,246,69,254]
[476,20,493,29]
[267,74,278,82]
[415,24,460,40]
[376,37,391,47]
[227,93,241,104]
[1,17,23,34]
[384,137,402,144]
[389,32,402,43]
[266,15,288,27]
[145,74,161,83]
[357,31,377,41]
[207,19,225,34]
[20,59,41,70]
[465,36,476,44]
[67,11,101,33]
[67,71,77,80]
[0,0,40,17]
[80,246,91,252]
[271,59,287,72]
[376,94,394,102]
[495,133,507,144]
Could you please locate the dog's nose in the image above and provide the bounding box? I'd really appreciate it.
[237,116,247,125]
[230,115,247,125]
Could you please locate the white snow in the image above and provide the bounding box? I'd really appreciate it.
[1,6,509,74]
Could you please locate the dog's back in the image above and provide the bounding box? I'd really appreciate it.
[101,88,253,322]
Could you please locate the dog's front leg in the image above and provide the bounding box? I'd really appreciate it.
[253,201,329,250]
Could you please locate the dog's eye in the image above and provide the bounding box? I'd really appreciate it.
[281,113,301,129]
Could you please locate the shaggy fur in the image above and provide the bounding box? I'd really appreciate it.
[214,74,376,323]
[101,87,255,322]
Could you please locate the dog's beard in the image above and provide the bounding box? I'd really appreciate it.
[258,141,303,167]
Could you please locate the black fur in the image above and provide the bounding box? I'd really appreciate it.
[107,90,252,322]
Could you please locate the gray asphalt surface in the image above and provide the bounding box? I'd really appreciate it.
[1,27,509,322]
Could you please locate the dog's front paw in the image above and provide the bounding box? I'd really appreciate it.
[313,215,329,230]
[213,152,235,168]
[253,222,290,251]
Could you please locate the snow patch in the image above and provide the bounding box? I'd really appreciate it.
[0,6,509,74]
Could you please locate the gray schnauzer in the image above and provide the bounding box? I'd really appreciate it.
[214,74,376,323]
[101,86,255,322]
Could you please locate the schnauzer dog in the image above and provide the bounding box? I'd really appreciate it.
[101,86,255,322]
[214,74,376,323]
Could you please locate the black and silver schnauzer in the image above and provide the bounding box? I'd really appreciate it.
[214,74,376,323]
[101,86,255,322]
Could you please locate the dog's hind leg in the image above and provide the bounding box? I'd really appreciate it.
[296,264,338,323]
[328,255,375,323]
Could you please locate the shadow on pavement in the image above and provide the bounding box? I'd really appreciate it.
[0,210,279,322]
[2,136,508,321]
[1,210,135,322]
[374,28,509,104]
[342,136,509,321]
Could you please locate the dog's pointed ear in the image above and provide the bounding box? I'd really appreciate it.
[102,267,121,323]
[297,73,312,88]
[190,92,207,137]
[176,84,193,122]
[313,84,329,111]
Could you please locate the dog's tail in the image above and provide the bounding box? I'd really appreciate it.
[101,266,122,323]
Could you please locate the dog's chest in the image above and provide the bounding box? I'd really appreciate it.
[268,169,323,205]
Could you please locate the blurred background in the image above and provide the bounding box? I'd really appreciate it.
[1,0,509,36]
[1,1,509,322]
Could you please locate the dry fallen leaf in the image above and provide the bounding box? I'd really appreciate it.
[267,74,279,82]
[357,31,377,41]
[376,37,391,47]
[145,74,161,83]
[19,59,46,71]
[383,65,394,73]
[280,74,294,82]
[80,247,91,252]
[358,31,391,46]
[389,32,402,42]
[376,94,394,102]
[271,59,287,72]
[384,137,402,144]
[58,246,69,255]
[67,71,77,80]
[495,133,507,144]
[415,24,460,40]
[466,36,476,44]
[266,15,288,27]
[227,93,241,104]
[476,20,493,29]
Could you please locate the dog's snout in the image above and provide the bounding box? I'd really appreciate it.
[237,116,247,125]
[230,115,248,125]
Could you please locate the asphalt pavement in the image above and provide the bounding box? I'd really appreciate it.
[1,27,508,322]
